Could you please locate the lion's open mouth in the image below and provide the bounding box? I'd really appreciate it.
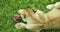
[13,14,27,24]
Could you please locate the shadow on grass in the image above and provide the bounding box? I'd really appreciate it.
[20,28,60,32]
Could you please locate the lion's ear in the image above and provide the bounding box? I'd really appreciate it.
[31,8,37,13]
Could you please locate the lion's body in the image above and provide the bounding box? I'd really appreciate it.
[15,2,60,32]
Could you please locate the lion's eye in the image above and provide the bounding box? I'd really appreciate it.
[24,14,26,18]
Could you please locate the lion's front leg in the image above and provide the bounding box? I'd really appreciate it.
[15,23,26,29]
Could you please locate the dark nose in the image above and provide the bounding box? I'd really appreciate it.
[13,14,23,23]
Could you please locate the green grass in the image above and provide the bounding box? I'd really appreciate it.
[0,0,60,32]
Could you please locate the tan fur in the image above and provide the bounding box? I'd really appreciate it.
[44,2,60,29]
[44,8,60,29]
[15,2,60,32]
[15,9,46,32]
